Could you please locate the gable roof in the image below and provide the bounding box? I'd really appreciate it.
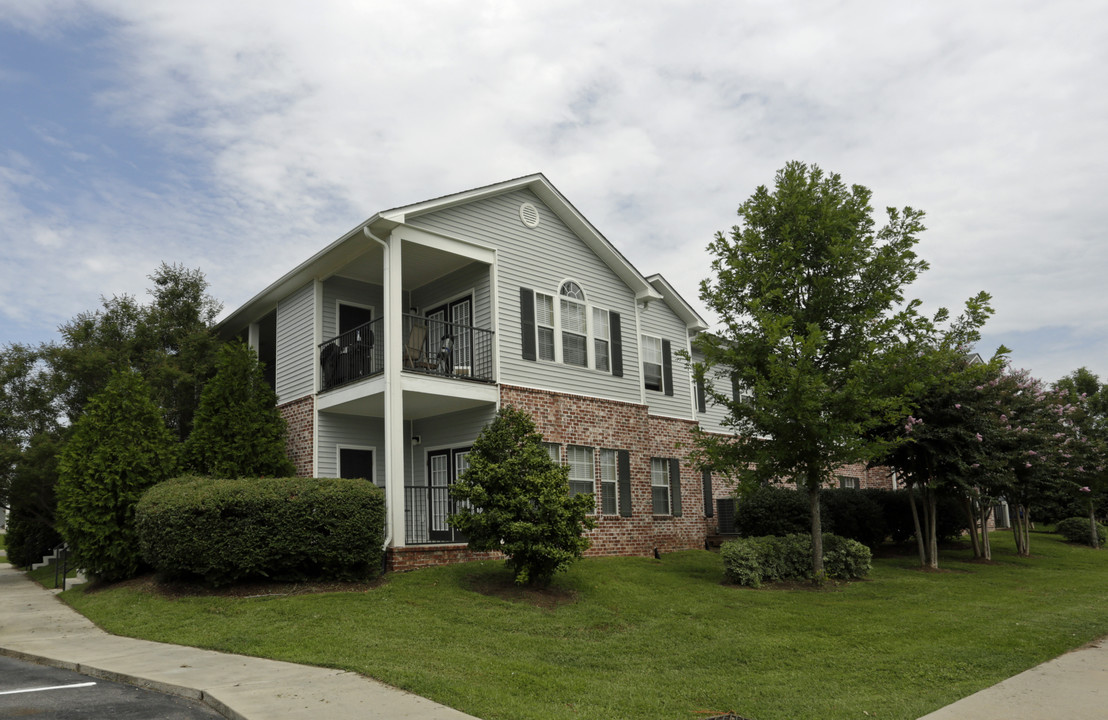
[647,274,710,334]
[219,174,666,332]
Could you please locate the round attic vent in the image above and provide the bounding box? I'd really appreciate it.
[519,202,541,228]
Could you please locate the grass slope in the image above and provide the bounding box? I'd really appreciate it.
[62,533,1108,720]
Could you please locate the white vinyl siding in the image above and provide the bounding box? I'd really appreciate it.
[567,445,594,497]
[275,282,315,404]
[639,296,695,419]
[651,457,671,515]
[316,412,386,486]
[407,188,641,402]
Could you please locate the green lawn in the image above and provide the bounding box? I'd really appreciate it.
[60,532,1108,720]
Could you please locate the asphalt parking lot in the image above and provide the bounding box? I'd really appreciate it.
[0,654,224,719]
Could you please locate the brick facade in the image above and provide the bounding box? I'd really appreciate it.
[278,395,314,477]
[387,545,504,573]
[501,384,711,558]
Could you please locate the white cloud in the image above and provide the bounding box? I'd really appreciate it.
[0,0,1106,383]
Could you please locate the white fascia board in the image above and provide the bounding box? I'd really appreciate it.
[218,214,397,335]
[646,274,709,333]
[382,173,661,303]
[390,222,497,264]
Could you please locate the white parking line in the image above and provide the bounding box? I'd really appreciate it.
[0,681,97,695]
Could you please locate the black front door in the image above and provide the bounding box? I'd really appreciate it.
[427,448,471,542]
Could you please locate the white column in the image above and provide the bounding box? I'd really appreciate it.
[385,236,407,548]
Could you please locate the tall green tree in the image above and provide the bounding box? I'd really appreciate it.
[184,342,294,478]
[47,263,221,440]
[449,406,595,586]
[1,344,64,566]
[692,162,929,579]
[56,370,179,581]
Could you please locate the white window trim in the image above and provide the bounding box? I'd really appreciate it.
[651,457,672,516]
[334,300,375,338]
[599,448,618,515]
[534,279,614,375]
[642,334,664,392]
[336,444,377,485]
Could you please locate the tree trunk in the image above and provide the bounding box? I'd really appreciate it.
[809,483,824,583]
[1089,499,1100,550]
[926,487,938,570]
[907,482,927,568]
[979,502,992,561]
[965,496,981,559]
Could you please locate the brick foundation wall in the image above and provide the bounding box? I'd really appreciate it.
[500,385,711,558]
[278,395,314,477]
[388,545,504,572]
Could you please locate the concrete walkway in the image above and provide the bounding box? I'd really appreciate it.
[2,558,1107,719]
[0,562,480,720]
[917,636,1108,719]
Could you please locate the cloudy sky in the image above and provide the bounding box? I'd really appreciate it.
[1,1,1104,384]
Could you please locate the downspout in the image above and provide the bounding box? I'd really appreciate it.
[363,226,393,561]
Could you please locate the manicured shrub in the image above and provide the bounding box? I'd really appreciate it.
[733,486,829,537]
[137,475,386,586]
[1055,516,1106,547]
[184,342,294,478]
[823,533,873,579]
[449,406,595,586]
[56,370,178,582]
[822,488,888,548]
[721,533,871,587]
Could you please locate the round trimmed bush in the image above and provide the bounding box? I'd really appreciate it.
[137,476,386,586]
[1055,516,1106,547]
[721,533,872,587]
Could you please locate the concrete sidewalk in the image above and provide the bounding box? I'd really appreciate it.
[916,635,1108,719]
[0,562,480,720]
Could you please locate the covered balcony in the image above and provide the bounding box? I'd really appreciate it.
[318,313,495,392]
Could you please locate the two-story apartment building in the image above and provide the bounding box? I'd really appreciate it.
[218,174,889,571]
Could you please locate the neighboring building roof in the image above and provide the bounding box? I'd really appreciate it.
[219,174,673,332]
[646,274,709,334]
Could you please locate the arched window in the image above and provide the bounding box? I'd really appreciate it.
[560,281,585,301]
[558,281,588,367]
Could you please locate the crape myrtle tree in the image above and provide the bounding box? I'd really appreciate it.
[692,161,928,580]
[184,341,295,478]
[56,370,179,581]
[448,406,595,586]
[874,335,1006,568]
[993,369,1069,557]
[1053,368,1108,548]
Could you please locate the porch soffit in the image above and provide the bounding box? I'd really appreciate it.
[331,225,495,291]
[316,375,497,420]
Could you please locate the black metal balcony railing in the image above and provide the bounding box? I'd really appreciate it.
[319,318,383,391]
[318,314,494,392]
[401,313,494,383]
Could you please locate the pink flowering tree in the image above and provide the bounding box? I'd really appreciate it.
[869,294,1000,568]
[991,369,1071,557]
[1053,368,1108,549]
